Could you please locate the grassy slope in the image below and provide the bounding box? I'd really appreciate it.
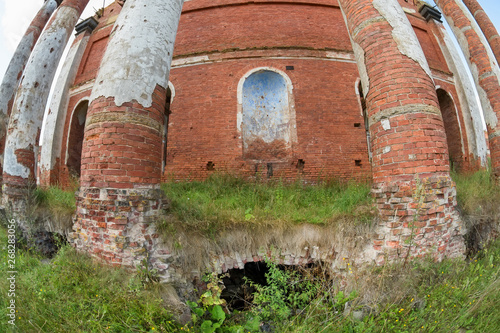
[0,171,498,332]
[0,233,181,333]
[161,174,374,232]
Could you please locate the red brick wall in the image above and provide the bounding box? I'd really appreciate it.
[57,0,474,185]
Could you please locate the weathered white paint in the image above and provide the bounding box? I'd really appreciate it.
[167,81,176,103]
[338,2,370,96]
[69,80,94,96]
[40,35,90,176]
[0,0,59,166]
[89,0,184,107]
[325,50,355,61]
[433,22,487,164]
[352,42,370,96]
[236,67,297,148]
[4,4,87,179]
[381,118,391,131]
[438,0,500,131]
[171,55,209,67]
[373,0,433,81]
[171,53,357,69]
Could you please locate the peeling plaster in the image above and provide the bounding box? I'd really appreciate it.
[4,5,83,178]
[352,42,370,96]
[373,0,433,81]
[40,35,90,173]
[89,0,184,107]
[0,0,58,118]
[338,2,370,96]
[236,66,296,147]
[381,119,391,131]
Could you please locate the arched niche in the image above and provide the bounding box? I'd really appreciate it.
[66,100,88,177]
[437,88,464,171]
[162,82,175,172]
[237,67,297,161]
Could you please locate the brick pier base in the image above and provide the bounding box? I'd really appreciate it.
[371,175,465,265]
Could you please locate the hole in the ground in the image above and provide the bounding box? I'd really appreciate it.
[220,261,323,311]
[221,261,269,311]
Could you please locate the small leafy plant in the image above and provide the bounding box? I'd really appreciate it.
[187,272,228,333]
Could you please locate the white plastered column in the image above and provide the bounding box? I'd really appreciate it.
[89,0,184,107]
[0,0,59,174]
[2,0,90,209]
[39,32,92,186]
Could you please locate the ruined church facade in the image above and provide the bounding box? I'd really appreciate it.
[1,0,500,280]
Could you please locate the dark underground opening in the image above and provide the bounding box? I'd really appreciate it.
[220,261,269,311]
[220,261,321,312]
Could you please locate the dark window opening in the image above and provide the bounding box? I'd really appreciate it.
[206,161,215,171]
[267,163,273,178]
[162,87,172,172]
[297,159,305,172]
[67,100,88,178]
[355,160,362,167]
[437,89,463,171]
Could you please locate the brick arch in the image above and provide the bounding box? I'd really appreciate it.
[436,88,464,171]
[66,99,89,178]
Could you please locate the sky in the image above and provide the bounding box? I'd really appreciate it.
[0,0,116,80]
[0,0,499,120]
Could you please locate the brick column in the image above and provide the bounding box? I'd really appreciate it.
[339,0,464,263]
[435,0,500,177]
[2,0,90,215]
[71,0,184,270]
[0,0,60,190]
[462,0,500,65]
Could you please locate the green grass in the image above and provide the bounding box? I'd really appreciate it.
[451,168,500,216]
[34,186,77,215]
[1,170,498,332]
[262,238,500,333]
[0,228,180,333]
[161,174,374,232]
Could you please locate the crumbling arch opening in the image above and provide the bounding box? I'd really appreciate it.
[220,261,322,312]
[436,88,463,171]
[66,100,88,178]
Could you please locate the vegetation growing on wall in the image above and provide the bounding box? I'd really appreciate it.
[161,174,374,231]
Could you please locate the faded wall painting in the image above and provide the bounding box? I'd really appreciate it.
[241,70,292,160]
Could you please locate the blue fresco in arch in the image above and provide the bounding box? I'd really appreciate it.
[241,70,291,160]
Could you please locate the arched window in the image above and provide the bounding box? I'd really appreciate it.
[238,68,296,161]
[436,88,464,171]
[162,82,175,172]
[66,100,88,177]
